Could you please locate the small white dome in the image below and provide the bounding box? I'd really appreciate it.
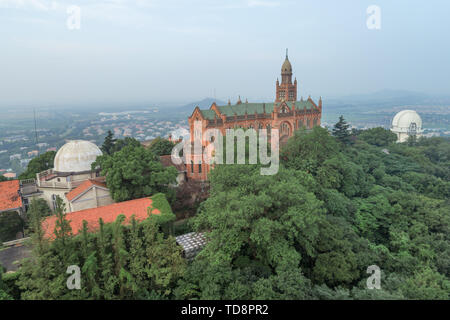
[54,140,102,173]
[391,110,422,132]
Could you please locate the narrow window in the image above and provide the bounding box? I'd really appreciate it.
[52,194,57,211]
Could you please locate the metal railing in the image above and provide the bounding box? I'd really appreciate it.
[2,237,30,247]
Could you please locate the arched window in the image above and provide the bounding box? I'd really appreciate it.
[281,122,290,135]
[198,160,202,173]
[190,160,194,173]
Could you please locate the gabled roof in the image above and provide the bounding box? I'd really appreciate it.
[199,100,317,120]
[66,179,108,202]
[42,197,162,239]
[0,180,22,212]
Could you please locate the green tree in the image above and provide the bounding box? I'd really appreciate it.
[358,127,397,146]
[332,115,352,145]
[177,165,326,299]
[92,145,177,202]
[148,137,175,156]
[0,211,24,242]
[281,126,340,175]
[53,196,72,245]
[101,130,117,155]
[112,137,141,154]
[18,151,56,180]
[17,205,184,300]
[27,198,51,216]
[0,267,13,300]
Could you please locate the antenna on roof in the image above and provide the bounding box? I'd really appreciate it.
[34,108,38,144]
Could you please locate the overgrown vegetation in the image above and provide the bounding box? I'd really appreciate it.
[0,211,24,242]
[92,144,177,203]
[2,123,449,300]
[176,126,449,299]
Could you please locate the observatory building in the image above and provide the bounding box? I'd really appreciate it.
[391,110,423,143]
[20,140,113,213]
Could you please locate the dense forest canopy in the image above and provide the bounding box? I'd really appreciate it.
[1,125,449,300]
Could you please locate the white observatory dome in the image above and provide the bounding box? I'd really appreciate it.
[54,140,103,173]
[391,110,422,142]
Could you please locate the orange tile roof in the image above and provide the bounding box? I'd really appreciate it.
[66,179,108,201]
[42,197,161,239]
[0,180,22,212]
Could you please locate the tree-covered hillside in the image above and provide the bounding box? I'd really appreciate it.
[176,127,449,299]
[2,126,449,300]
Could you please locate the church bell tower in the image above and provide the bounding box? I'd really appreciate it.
[276,49,297,102]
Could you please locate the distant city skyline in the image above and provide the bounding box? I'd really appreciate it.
[1,0,449,108]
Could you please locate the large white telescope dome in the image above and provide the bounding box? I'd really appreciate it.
[391,110,422,142]
[54,140,103,173]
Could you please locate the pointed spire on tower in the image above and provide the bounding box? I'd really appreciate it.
[228,99,231,106]
[237,95,242,105]
[286,48,288,59]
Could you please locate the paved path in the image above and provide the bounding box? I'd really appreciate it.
[0,245,31,272]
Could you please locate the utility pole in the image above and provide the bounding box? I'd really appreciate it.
[34,108,38,144]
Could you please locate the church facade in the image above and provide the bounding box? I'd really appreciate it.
[187,53,323,181]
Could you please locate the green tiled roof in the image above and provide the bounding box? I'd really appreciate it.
[199,100,316,120]
[199,109,217,119]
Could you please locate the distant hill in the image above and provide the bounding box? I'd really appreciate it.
[168,97,227,114]
[178,98,226,111]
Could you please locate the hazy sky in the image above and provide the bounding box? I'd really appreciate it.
[1,0,449,108]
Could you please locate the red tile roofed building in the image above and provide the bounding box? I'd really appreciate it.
[65,179,107,201]
[42,197,161,239]
[65,179,113,212]
[0,180,23,214]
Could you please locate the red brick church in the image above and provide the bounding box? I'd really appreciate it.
[187,51,322,181]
